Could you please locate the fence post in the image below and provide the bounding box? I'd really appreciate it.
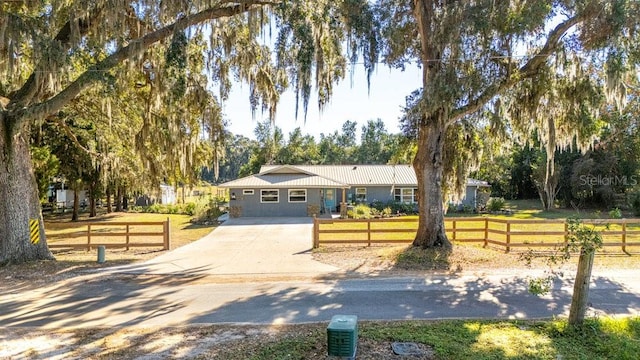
[506,221,511,253]
[126,224,130,251]
[564,221,569,248]
[483,218,488,248]
[163,217,172,250]
[313,217,320,248]
[452,219,457,241]
[87,224,92,251]
[367,219,371,247]
[622,222,627,253]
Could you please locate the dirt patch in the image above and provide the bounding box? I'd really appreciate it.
[311,243,640,278]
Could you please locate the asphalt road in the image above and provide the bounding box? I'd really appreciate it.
[1,270,638,328]
[1,218,638,328]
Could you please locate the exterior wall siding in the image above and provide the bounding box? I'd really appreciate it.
[229,188,323,217]
[462,186,476,207]
[228,185,482,217]
[345,186,395,204]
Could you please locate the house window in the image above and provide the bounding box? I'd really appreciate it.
[394,188,418,203]
[261,189,279,203]
[355,188,367,202]
[243,189,254,195]
[288,189,307,203]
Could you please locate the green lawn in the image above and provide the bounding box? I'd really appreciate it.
[317,202,640,252]
[211,317,640,359]
[44,212,216,264]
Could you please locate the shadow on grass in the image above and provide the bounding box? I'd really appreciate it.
[181,222,219,230]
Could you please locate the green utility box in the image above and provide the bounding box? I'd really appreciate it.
[327,315,358,358]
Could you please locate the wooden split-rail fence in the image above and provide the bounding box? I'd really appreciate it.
[47,218,171,251]
[313,217,640,253]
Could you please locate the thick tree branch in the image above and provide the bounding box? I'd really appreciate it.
[52,116,102,159]
[9,6,105,109]
[447,15,583,125]
[10,1,276,135]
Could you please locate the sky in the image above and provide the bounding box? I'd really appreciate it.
[222,64,423,141]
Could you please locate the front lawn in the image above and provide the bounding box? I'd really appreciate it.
[0,212,217,293]
[7,318,635,359]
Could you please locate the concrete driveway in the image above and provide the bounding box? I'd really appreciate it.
[110,217,337,279]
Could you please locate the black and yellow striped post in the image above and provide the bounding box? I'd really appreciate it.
[29,218,40,244]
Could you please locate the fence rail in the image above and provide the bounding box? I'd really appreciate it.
[47,219,171,251]
[313,217,640,253]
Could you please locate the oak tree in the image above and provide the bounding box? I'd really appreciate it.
[0,0,379,263]
[383,0,639,247]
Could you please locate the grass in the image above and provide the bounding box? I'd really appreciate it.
[205,318,640,359]
[6,318,639,358]
[44,211,216,265]
[317,205,640,253]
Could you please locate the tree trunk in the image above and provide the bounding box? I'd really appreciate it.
[0,123,53,263]
[538,179,557,211]
[122,186,128,210]
[72,187,79,221]
[106,187,112,213]
[89,182,97,217]
[412,120,452,249]
[115,186,122,212]
[568,248,595,326]
[536,163,558,211]
[539,118,558,210]
[411,1,451,249]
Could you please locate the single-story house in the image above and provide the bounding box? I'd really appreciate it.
[219,164,490,218]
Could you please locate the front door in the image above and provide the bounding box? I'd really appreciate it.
[324,188,336,212]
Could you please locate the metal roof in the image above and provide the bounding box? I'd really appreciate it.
[220,164,489,188]
[260,164,418,186]
[219,173,348,189]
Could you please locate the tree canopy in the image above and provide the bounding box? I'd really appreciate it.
[0,0,381,263]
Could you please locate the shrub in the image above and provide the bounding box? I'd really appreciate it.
[184,202,197,216]
[370,200,385,211]
[348,204,372,219]
[632,193,640,216]
[191,200,226,224]
[129,202,203,216]
[487,197,506,212]
[385,201,417,215]
[609,207,622,219]
[382,207,393,217]
[147,204,162,213]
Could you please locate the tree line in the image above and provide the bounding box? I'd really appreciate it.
[209,119,414,182]
[473,88,640,212]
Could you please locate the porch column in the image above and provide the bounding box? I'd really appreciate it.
[340,188,347,218]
